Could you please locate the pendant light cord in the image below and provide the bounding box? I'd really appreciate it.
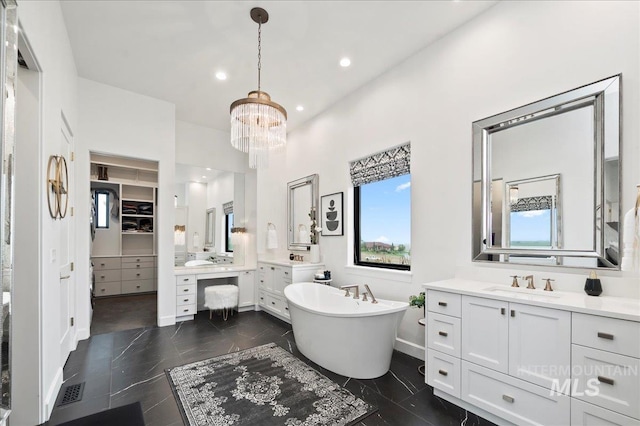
[257,19,262,92]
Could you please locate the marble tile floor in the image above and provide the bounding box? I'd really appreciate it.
[90,293,158,335]
[44,311,496,426]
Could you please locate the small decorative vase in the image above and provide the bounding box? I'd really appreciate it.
[584,271,602,296]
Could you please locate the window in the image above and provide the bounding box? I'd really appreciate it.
[95,191,110,229]
[225,212,234,252]
[351,143,411,270]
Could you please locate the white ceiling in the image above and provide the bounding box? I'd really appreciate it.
[60,1,497,133]
[175,163,224,184]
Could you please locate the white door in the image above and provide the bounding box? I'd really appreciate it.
[508,302,571,390]
[461,295,509,373]
[59,119,75,363]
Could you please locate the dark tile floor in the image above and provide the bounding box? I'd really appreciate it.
[46,309,495,426]
[90,293,158,335]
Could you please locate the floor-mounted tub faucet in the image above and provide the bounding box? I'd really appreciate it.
[364,284,378,304]
[340,285,359,299]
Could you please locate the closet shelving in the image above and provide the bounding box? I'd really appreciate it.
[90,153,158,296]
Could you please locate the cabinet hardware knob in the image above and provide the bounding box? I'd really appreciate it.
[501,308,506,315]
[438,301,447,307]
[184,289,189,292]
[101,263,105,266]
[438,331,448,337]
[285,307,288,310]
[136,285,140,288]
[101,275,105,279]
[438,369,448,376]
[260,297,264,300]
[136,273,140,276]
[502,395,514,403]
[101,288,105,292]
[598,376,615,386]
[183,278,189,281]
[184,309,189,312]
[510,310,515,317]
[183,299,189,302]
[597,332,614,340]
[136,265,140,268]
[136,258,140,261]
[271,267,274,270]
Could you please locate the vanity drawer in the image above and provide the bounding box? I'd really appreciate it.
[176,275,196,285]
[258,290,266,307]
[122,268,154,281]
[265,294,283,314]
[572,313,640,358]
[461,361,570,426]
[571,344,640,419]
[427,290,461,317]
[94,269,121,283]
[427,349,460,399]
[121,261,155,270]
[94,281,121,297]
[121,279,154,294]
[176,294,196,307]
[427,312,461,357]
[177,304,196,316]
[122,256,155,264]
[177,283,196,296]
[571,398,640,426]
[92,257,121,271]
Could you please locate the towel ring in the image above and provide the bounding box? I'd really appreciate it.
[268,222,276,230]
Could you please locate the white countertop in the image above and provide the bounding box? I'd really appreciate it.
[258,259,325,269]
[174,264,255,276]
[423,279,640,322]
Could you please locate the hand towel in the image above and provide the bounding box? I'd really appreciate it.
[266,228,278,249]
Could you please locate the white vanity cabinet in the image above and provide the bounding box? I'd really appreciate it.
[424,279,640,426]
[256,260,323,323]
[238,270,255,308]
[175,274,197,321]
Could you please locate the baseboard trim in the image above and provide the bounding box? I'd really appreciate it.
[394,337,425,361]
[43,366,63,421]
[76,327,90,341]
[158,315,175,327]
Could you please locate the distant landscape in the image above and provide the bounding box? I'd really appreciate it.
[360,241,410,265]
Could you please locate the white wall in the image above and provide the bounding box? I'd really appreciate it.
[257,1,640,359]
[76,78,176,330]
[14,1,79,422]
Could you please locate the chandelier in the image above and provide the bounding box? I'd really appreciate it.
[230,7,287,169]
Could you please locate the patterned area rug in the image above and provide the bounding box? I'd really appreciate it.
[166,343,376,425]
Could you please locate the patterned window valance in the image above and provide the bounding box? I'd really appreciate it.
[223,201,233,215]
[511,195,553,212]
[349,142,410,187]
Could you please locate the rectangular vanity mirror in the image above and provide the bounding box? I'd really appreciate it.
[472,75,621,269]
[287,174,319,251]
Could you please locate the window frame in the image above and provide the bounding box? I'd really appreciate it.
[95,190,110,229]
[225,212,234,253]
[353,181,411,271]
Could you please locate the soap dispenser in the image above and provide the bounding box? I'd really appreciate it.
[584,270,602,296]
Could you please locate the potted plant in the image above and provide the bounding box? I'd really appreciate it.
[409,291,425,317]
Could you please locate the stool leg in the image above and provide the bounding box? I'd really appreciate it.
[223,308,228,321]
[209,309,212,320]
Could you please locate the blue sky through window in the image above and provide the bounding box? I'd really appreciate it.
[510,209,551,246]
[359,174,411,247]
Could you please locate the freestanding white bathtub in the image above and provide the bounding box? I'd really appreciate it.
[284,282,408,379]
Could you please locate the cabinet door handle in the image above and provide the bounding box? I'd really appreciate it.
[183,289,189,292]
[510,310,515,317]
[136,285,140,289]
[598,376,615,386]
[260,297,264,300]
[500,308,505,315]
[183,278,189,282]
[438,369,448,376]
[100,288,105,292]
[183,309,189,312]
[270,267,275,270]
[136,265,140,268]
[101,275,105,279]
[183,299,189,302]
[597,332,614,340]
[502,395,514,403]
[285,307,288,310]
[136,258,140,262]
[438,301,447,307]
[136,273,140,276]
[271,301,276,305]
[438,331,448,337]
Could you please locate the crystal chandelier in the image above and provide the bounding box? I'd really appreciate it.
[230,7,287,169]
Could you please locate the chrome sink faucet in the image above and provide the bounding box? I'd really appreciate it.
[524,275,535,289]
[340,285,359,299]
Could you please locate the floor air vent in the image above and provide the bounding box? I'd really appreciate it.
[58,382,85,406]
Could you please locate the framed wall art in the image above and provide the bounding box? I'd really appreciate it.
[321,192,343,236]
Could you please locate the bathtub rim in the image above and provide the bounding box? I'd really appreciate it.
[284,282,408,318]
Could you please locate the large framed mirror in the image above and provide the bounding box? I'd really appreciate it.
[288,174,319,251]
[472,75,621,269]
[204,208,215,247]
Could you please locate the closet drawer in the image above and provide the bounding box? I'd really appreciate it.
[572,344,640,419]
[177,304,196,316]
[122,279,154,294]
[572,313,640,358]
[94,269,121,283]
[176,275,196,285]
[427,312,461,357]
[427,290,461,317]
[427,349,460,399]
[122,268,154,281]
[571,398,640,426]
[177,283,196,296]
[94,281,121,297]
[121,261,155,270]
[122,256,155,264]
[177,294,196,307]
[461,361,570,426]
[93,257,121,271]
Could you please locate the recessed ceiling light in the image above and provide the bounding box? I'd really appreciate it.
[339,57,351,67]
[296,105,304,112]
[201,175,207,179]
[215,71,227,81]
[206,167,212,171]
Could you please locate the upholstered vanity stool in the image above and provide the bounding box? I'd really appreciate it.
[204,285,239,321]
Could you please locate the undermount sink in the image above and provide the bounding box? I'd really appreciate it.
[482,286,563,299]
